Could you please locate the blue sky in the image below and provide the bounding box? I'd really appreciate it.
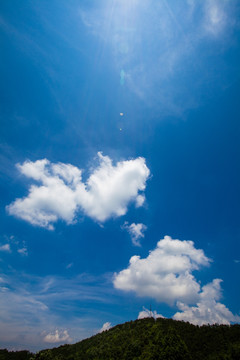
[0,0,240,352]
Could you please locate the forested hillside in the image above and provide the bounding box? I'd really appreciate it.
[1,318,240,359]
[0,349,32,360]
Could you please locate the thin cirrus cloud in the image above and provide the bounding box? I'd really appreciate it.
[203,0,233,36]
[79,1,238,116]
[6,152,150,230]
[122,222,147,246]
[0,271,115,351]
[114,235,210,305]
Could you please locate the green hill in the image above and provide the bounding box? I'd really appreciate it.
[1,318,240,359]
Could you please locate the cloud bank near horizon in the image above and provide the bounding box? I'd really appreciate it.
[7,153,150,229]
[79,0,238,116]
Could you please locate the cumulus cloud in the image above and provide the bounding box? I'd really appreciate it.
[0,244,11,252]
[7,153,150,229]
[122,222,147,246]
[43,329,72,343]
[173,279,240,325]
[114,236,210,305]
[99,322,112,333]
[138,307,164,320]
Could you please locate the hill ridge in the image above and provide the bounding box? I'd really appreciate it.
[1,318,240,359]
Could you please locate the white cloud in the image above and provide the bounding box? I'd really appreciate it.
[0,244,11,252]
[7,153,150,229]
[114,236,210,305]
[43,329,72,343]
[138,307,164,320]
[99,322,112,333]
[122,222,147,246]
[173,279,240,325]
[17,247,28,256]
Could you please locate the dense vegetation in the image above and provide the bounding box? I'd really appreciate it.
[0,349,33,360]
[1,318,240,359]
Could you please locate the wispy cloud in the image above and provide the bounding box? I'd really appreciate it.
[122,222,147,246]
[78,1,239,115]
[203,0,236,37]
[0,271,115,351]
[0,235,28,256]
[66,263,73,269]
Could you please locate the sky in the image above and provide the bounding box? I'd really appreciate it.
[0,0,240,352]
